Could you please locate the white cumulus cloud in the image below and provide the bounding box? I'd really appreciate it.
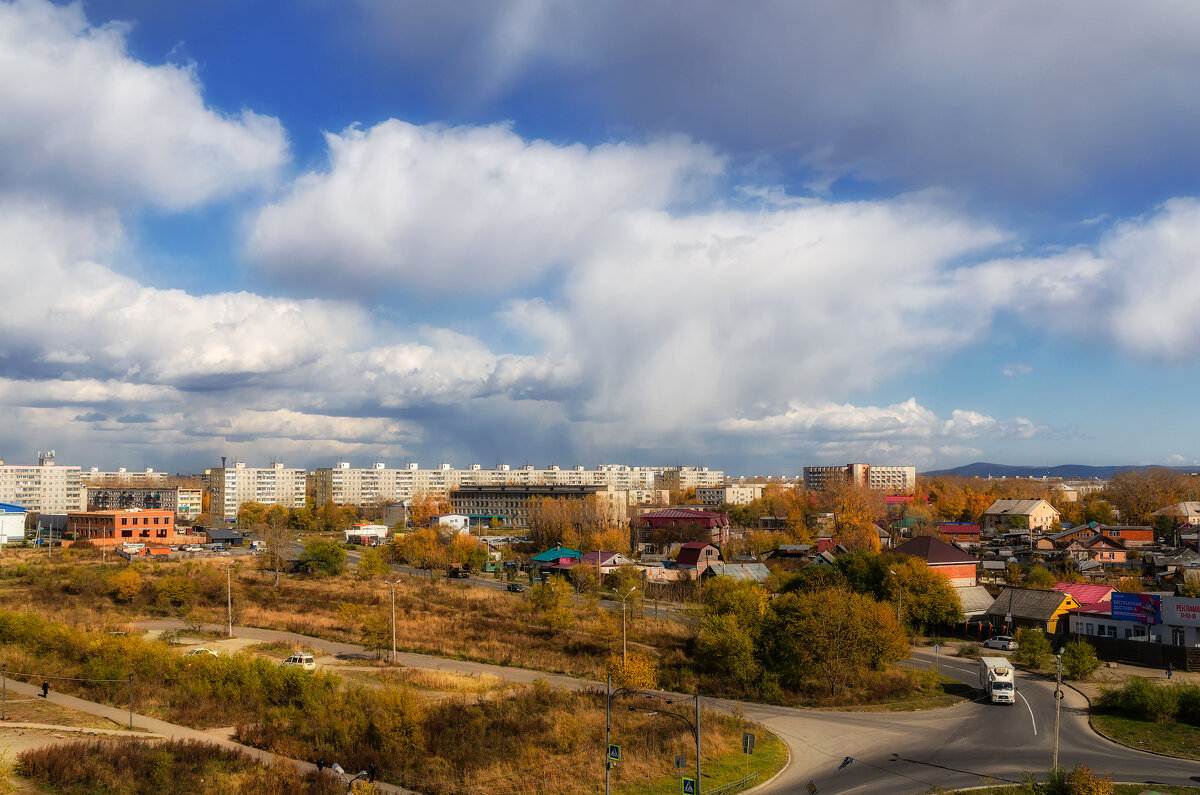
[0,0,288,209]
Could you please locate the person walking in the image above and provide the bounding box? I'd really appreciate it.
[1166,661,1173,680]
[40,681,48,699]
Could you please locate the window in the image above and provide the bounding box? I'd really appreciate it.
[121,518,128,526]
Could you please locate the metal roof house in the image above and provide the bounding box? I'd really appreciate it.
[985,587,1079,634]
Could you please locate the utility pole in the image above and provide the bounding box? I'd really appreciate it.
[605,674,612,795]
[695,691,702,794]
[618,586,637,666]
[1053,648,1063,770]
[384,579,397,663]
[225,564,233,638]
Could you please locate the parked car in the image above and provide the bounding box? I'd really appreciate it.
[505,583,524,593]
[281,653,316,671]
[450,569,470,579]
[184,648,218,657]
[983,635,1018,651]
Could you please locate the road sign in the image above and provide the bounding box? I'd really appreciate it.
[607,744,621,762]
[742,732,755,753]
[681,775,697,794]
[806,780,819,794]
[932,643,941,653]
[674,755,686,770]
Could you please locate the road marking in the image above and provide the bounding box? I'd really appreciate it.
[1017,690,1037,735]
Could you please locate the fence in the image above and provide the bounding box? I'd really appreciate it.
[1079,635,1200,672]
[707,771,758,795]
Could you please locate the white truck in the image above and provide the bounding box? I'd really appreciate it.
[979,656,1016,704]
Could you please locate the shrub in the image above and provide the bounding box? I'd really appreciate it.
[956,642,982,659]
[1013,628,1052,669]
[1060,640,1100,681]
[1098,676,1179,723]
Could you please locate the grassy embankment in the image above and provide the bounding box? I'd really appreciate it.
[0,605,783,794]
[0,547,960,711]
[1090,676,1200,761]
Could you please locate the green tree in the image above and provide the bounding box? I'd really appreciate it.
[605,564,643,613]
[1061,639,1101,681]
[775,565,847,595]
[699,578,768,638]
[1025,565,1056,590]
[885,558,963,633]
[694,612,758,687]
[529,577,574,629]
[356,547,390,580]
[361,613,392,657]
[834,550,890,600]
[1013,627,1053,669]
[298,538,346,576]
[569,564,600,595]
[759,587,907,696]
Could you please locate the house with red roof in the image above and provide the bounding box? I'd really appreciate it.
[892,535,979,587]
[1065,534,1127,564]
[939,522,981,548]
[1051,582,1114,604]
[674,541,721,575]
[578,550,636,575]
[632,508,731,551]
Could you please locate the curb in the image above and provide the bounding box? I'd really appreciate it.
[741,727,791,795]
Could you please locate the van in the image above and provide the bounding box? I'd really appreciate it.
[281,653,316,671]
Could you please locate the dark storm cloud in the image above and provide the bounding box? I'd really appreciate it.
[351,1,1200,201]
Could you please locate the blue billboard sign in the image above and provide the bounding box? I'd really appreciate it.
[1110,592,1161,624]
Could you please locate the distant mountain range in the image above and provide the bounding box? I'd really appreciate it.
[921,462,1199,479]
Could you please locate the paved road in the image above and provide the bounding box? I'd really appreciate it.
[138,620,1200,794]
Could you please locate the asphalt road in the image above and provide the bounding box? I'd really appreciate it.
[753,648,1200,795]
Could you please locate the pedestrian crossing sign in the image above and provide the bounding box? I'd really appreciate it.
[607,744,620,762]
[681,776,697,794]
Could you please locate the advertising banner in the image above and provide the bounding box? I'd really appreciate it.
[1162,597,1200,627]
[1110,592,1161,624]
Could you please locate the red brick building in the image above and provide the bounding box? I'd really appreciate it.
[893,535,979,587]
[66,509,195,547]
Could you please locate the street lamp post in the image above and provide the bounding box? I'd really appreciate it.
[383,579,398,663]
[223,563,233,638]
[1053,646,1064,770]
[629,693,703,794]
[617,586,637,666]
[604,674,636,795]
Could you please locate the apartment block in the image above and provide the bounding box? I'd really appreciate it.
[803,463,916,494]
[85,485,204,519]
[653,466,726,492]
[0,451,84,512]
[696,485,764,507]
[449,484,628,529]
[210,462,306,520]
[81,467,169,487]
[314,462,661,507]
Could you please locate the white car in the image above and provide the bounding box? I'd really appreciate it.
[281,652,317,671]
[184,648,218,657]
[982,635,1018,651]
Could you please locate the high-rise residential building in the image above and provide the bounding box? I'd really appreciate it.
[84,485,204,520]
[81,467,169,487]
[449,484,628,529]
[210,462,306,520]
[0,451,84,512]
[652,466,726,492]
[696,485,764,507]
[803,463,917,494]
[313,462,663,507]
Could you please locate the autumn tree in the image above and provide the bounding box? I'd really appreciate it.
[1104,468,1194,525]
[409,494,450,528]
[760,587,908,696]
[694,612,759,687]
[448,534,488,569]
[884,557,963,633]
[1025,565,1056,590]
[605,650,659,689]
[298,538,346,576]
[529,578,574,629]
[356,547,391,580]
[236,501,267,529]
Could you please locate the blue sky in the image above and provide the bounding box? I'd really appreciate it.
[4,0,1200,476]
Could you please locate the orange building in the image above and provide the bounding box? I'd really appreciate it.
[66,509,195,547]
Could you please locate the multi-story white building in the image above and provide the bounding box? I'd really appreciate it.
[313,462,662,507]
[652,466,726,492]
[0,451,84,512]
[81,467,169,487]
[696,485,765,507]
[210,462,306,520]
[803,463,917,494]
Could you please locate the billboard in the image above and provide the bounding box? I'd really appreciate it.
[1162,597,1200,628]
[1110,592,1161,624]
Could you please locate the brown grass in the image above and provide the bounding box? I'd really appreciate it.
[17,738,343,794]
